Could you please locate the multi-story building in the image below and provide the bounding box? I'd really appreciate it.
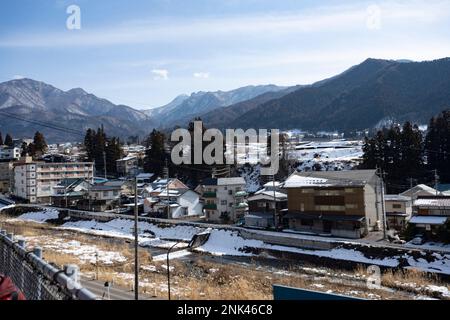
[409,196,450,237]
[282,170,381,239]
[0,146,20,160]
[0,160,14,193]
[245,181,287,229]
[199,177,247,223]
[12,160,94,203]
[384,194,412,231]
[116,156,138,177]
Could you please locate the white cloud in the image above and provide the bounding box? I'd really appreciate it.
[152,69,169,80]
[193,72,210,79]
[1,1,449,47]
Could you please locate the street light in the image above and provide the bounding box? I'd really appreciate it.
[166,229,211,300]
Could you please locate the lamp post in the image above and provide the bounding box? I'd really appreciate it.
[133,175,139,300]
[166,230,211,300]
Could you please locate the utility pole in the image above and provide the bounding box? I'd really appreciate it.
[272,175,278,230]
[380,170,387,240]
[165,158,170,219]
[409,177,414,189]
[103,151,107,179]
[434,169,439,196]
[134,175,139,300]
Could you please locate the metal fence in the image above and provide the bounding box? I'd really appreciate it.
[0,230,96,300]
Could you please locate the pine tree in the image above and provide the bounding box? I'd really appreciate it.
[425,110,450,183]
[0,132,3,146]
[20,142,28,157]
[105,137,123,175]
[4,134,13,147]
[143,129,167,177]
[32,131,48,157]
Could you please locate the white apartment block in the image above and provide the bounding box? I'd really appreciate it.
[200,177,248,223]
[13,161,94,203]
[0,147,20,160]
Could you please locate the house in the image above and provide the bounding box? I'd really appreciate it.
[400,184,439,200]
[144,188,203,219]
[0,146,20,160]
[384,194,412,231]
[409,196,450,237]
[141,178,188,198]
[245,181,287,229]
[77,184,122,211]
[199,177,247,224]
[0,160,13,193]
[116,156,139,177]
[282,170,381,239]
[103,180,134,196]
[51,178,90,207]
[12,158,94,203]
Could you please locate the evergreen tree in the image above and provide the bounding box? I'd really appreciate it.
[425,110,450,183]
[0,132,3,146]
[143,129,167,177]
[31,131,48,157]
[105,137,123,175]
[4,134,13,147]
[20,142,28,157]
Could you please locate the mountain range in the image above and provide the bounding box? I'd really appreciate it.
[1,57,450,142]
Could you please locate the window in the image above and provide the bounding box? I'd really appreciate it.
[221,200,227,205]
[393,204,402,209]
[103,191,108,197]
[345,188,355,193]
[228,190,233,195]
[301,189,314,193]
[346,204,358,209]
[257,202,266,208]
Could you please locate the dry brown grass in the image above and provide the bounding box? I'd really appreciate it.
[2,217,449,300]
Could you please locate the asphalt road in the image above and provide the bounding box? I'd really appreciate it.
[80,277,158,300]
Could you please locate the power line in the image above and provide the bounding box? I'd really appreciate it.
[0,110,85,137]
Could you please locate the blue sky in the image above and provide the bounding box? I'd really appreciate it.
[1,0,450,109]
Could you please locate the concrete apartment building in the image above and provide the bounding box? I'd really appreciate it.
[283,170,381,239]
[13,159,94,203]
[116,155,138,177]
[199,177,248,223]
[0,146,20,160]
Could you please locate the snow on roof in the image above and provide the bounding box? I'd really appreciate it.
[400,184,438,197]
[248,191,287,202]
[283,175,332,188]
[409,216,448,225]
[414,198,450,207]
[384,194,411,202]
[283,170,374,188]
[263,181,281,188]
[116,155,137,161]
[217,177,246,185]
[136,173,154,179]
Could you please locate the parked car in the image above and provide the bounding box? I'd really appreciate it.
[411,235,425,245]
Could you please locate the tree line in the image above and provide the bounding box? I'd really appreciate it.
[83,127,123,177]
[360,110,450,193]
[0,131,48,158]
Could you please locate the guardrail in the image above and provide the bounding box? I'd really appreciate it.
[0,230,96,300]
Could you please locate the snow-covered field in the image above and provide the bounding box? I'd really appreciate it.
[22,235,127,265]
[12,210,450,276]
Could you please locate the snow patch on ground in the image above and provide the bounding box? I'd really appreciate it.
[15,209,59,223]
[23,235,126,265]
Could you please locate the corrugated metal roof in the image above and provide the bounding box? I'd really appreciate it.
[414,198,450,207]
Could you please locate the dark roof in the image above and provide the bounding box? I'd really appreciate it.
[90,185,122,191]
[201,177,218,186]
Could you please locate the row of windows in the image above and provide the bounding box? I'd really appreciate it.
[301,188,357,195]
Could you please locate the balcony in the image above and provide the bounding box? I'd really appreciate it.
[204,203,217,210]
[203,191,217,198]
